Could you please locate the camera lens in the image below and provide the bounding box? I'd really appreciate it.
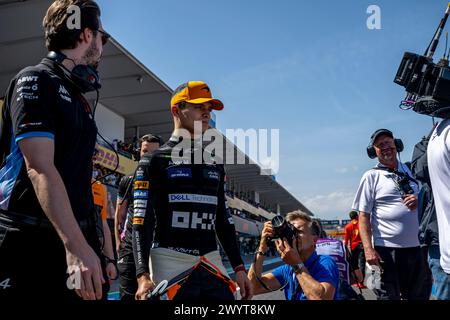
[397,176,413,195]
[271,216,297,247]
[272,216,285,229]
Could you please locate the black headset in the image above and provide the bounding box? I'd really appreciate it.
[47,51,101,93]
[366,129,404,159]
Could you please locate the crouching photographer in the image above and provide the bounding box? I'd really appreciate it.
[248,210,339,300]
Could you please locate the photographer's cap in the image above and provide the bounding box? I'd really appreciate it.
[170,81,224,110]
[370,129,393,145]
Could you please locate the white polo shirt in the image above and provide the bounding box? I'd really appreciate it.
[428,119,450,274]
[352,162,420,248]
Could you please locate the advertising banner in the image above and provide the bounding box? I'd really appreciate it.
[94,143,137,175]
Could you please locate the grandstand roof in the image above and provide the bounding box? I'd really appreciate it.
[0,0,312,215]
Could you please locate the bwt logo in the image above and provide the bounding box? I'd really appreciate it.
[367,5,381,30]
[17,76,38,85]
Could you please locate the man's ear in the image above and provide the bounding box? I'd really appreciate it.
[79,28,92,45]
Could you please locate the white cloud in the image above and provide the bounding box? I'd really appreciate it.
[301,191,355,220]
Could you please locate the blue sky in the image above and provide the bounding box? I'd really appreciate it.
[98,0,446,220]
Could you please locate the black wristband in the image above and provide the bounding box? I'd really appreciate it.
[255,250,267,256]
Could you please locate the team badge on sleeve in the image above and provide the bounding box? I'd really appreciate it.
[134,181,150,190]
[133,217,145,225]
[134,190,149,199]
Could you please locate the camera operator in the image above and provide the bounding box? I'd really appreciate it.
[427,119,450,295]
[352,129,429,300]
[248,211,339,300]
[0,0,110,300]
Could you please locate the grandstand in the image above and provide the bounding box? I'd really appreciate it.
[0,0,312,252]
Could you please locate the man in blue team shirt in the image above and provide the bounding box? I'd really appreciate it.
[248,210,339,300]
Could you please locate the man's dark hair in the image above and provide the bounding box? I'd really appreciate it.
[349,210,358,220]
[43,0,101,51]
[140,134,163,147]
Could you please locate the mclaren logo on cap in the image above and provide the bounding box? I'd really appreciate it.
[170,81,224,110]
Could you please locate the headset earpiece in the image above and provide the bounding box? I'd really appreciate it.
[367,145,377,159]
[47,51,66,64]
[394,139,404,152]
[46,51,101,93]
[367,138,404,159]
[70,64,101,92]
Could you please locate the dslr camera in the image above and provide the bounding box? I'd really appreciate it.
[271,215,298,247]
[394,4,450,118]
[396,175,414,196]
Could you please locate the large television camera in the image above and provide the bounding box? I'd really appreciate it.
[394,3,450,118]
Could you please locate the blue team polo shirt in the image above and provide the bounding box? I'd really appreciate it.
[272,251,339,300]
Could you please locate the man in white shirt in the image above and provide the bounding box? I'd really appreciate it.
[352,129,429,300]
[427,119,450,297]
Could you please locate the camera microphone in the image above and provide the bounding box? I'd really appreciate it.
[426,2,450,59]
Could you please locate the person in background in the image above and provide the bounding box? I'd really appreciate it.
[314,219,364,300]
[114,134,162,300]
[92,180,117,284]
[418,123,450,299]
[352,129,428,300]
[344,210,365,286]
